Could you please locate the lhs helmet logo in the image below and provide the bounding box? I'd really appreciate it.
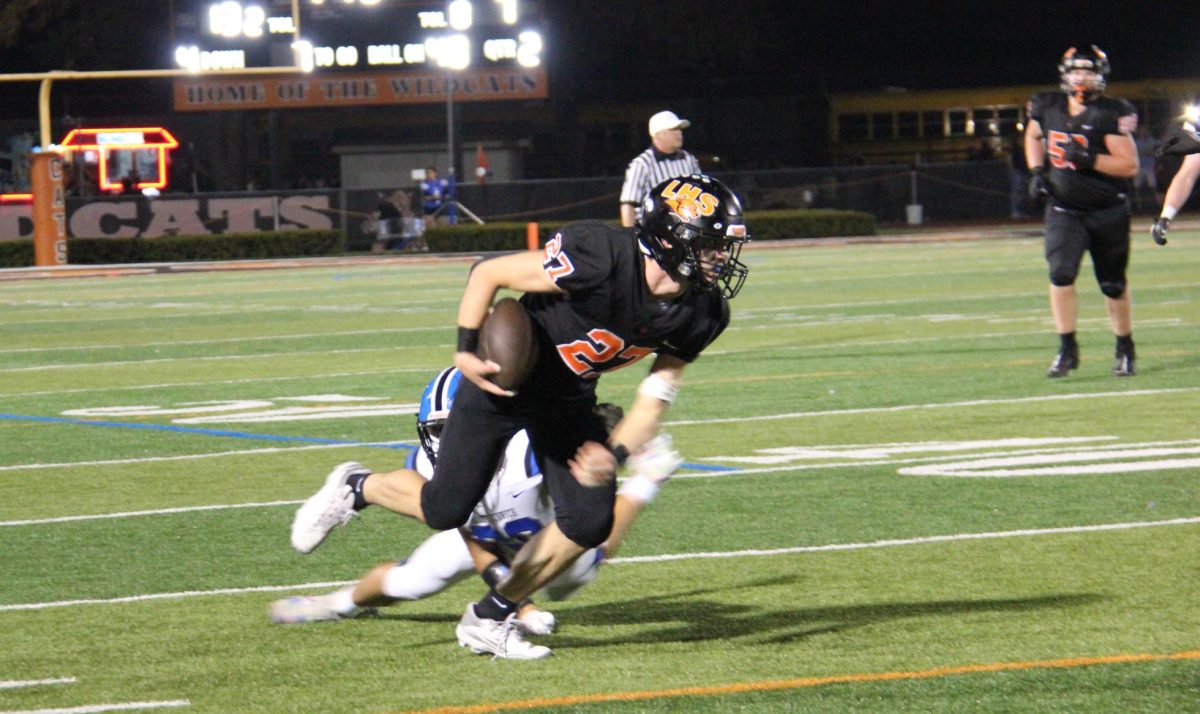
[660,179,718,218]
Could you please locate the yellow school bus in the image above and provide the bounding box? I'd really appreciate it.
[829,78,1200,165]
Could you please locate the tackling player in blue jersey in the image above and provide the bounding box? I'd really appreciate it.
[273,367,682,639]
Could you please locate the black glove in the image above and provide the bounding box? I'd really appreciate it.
[1062,141,1095,170]
[1155,121,1200,157]
[1027,167,1048,201]
[1151,217,1170,246]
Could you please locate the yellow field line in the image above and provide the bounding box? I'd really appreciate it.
[394,650,1200,714]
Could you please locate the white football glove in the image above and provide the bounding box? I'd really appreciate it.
[628,433,683,484]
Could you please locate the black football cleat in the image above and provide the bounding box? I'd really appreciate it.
[1112,351,1136,377]
[1046,350,1080,378]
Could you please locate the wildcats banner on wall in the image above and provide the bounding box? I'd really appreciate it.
[173,67,547,112]
[0,194,337,241]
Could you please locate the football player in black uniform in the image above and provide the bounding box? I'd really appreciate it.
[1024,46,1140,377]
[290,174,750,658]
[1151,111,1200,245]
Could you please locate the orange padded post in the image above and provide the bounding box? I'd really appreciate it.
[526,222,539,251]
[31,150,67,266]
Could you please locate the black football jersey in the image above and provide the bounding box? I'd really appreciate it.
[520,220,730,397]
[1029,91,1137,210]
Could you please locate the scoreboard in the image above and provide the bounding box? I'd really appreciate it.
[172,0,543,74]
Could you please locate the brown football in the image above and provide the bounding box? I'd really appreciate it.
[477,297,538,390]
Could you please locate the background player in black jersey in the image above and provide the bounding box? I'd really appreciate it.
[1024,46,1140,377]
[291,174,750,658]
[1151,112,1200,245]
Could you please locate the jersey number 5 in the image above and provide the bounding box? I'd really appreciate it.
[1047,130,1087,170]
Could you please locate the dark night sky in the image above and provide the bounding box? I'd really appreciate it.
[2,0,1199,178]
[546,0,1200,96]
[2,1,1198,98]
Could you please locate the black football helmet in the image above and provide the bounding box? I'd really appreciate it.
[1058,46,1110,104]
[638,174,750,299]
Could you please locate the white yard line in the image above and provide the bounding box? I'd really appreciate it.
[1,517,1196,613]
[0,346,420,374]
[0,700,190,714]
[0,325,445,355]
[0,583,351,612]
[665,387,1200,426]
[612,516,1200,564]
[0,441,406,476]
[0,501,302,527]
[0,678,76,690]
[0,367,432,400]
[4,439,1191,527]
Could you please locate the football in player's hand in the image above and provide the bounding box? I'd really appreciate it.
[477,297,538,390]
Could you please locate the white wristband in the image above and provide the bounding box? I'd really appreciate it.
[1161,206,1178,221]
[638,373,678,403]
[617,474,660,504]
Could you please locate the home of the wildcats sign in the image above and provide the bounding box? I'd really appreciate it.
[0,194,334,240]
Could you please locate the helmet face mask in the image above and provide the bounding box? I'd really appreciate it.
[1059,45,1109,103]
[416,367,461,465]
[639,175,751,299]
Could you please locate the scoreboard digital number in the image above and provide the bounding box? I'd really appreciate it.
[173,0,543,73]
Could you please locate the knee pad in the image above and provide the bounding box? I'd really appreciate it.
[1099,280,1126,299]
[555,510,613,550]
[1048,270,1077,287]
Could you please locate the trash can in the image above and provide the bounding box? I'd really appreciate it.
[906,204,924,226]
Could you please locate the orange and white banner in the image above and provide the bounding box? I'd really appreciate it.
[174,67,547,112]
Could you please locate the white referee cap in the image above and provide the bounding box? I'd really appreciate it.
[648,110,690,137]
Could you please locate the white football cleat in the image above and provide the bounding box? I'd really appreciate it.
[290,462,370,554]
[515,608,557,636]
[269,595,351,624]
[456,604,551,660]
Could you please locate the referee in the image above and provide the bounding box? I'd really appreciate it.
[619,110,702,227]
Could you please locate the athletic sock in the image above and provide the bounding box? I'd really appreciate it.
[347,472,371,511]
[474,588,519,621]
[1059,332,1078,354]
[329,586,359,616]
[1116,334,1135,356]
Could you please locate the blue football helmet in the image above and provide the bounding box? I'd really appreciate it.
[417,367,462,464]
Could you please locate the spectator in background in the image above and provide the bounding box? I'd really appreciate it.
[1133,126,1160,211]
[421,167,450,226]
[968,139,997,161]
[1007,133,1030,218]
[619,111,702,227]
[376,191,402,241]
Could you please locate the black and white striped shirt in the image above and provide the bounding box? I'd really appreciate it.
[619,147,702,210]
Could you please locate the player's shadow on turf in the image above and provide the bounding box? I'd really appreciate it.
[367,574,801,628]
[365,574,803,647]
[548,589,1104,649]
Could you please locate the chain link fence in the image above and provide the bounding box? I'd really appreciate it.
[5,161,1024,244]
[448,160,1016,225]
